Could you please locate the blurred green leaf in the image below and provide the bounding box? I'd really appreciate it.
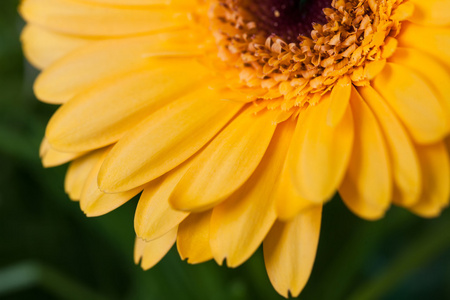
[319,208,416,300]
[0,262,109,300]
[349,214,450,300]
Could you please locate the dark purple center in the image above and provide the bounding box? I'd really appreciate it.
[248,0,331,41]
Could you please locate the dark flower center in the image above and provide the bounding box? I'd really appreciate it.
[248,0,331,41]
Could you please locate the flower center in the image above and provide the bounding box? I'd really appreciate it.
[209,0,408,113]
[246,0,330,41]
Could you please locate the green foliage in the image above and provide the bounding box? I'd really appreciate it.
[1,1,450,299]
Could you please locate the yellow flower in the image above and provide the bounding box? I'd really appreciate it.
[20,0,450,297]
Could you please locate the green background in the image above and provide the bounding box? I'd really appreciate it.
[1,1,450,299]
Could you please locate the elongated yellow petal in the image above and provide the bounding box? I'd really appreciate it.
[289,94,354,203]
[21,25,91,70]
[46,61,209,152]
[274,121,316,220]
[264,206,322,298]
[359,86,421,207]
[134,161,191,241]
[79,148,142,217]
[64,149,105,201]
[408,0,450,26]
[134,228,177,270]
[398,23,450,66]
[98,88,243,193]
[373,63,448,144]
[40,138,86,168]
[410,142,450,218]
[339,87,391,220]
[170,109,277,212]
[20,0,192,37]
[327,75,351,127]
[177,211,213,264]
[389,47,450,122]
[275,159,316,221]
[34,32,205,104]
[210,121,295,268]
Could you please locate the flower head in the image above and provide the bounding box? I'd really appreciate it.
[20,0,450,297]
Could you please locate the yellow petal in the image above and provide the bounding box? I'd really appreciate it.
[134,227,177,270]
[389,47,450,123]
[169,109,278,212]
[46,60,209,152]
[134,162,191,241]
[364,59,386,80]
[20,0,192,37]
[373,63,448,144]
[34,31,205,104]
[398,22,450,67]
[391,2,415,22]
[275,158,316,221]
[289,95,354,203]
[40,138,86,168]
[80,148,142,217]
[210,120,295,268]
[339,87,391,220]
[327,75,351,127]
[408,0,450,26]
[381,37,398,59]
[358,86,421,207]
[410,142,450,218]
[177,211,213,264]
[98,88,243,193]
[264,206,322,298]
[64,149,105,201]
[21,25,91,70]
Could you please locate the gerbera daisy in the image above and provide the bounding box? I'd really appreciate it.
[20,0,450,297]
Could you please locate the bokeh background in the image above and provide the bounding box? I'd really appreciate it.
[1,1,450,299]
